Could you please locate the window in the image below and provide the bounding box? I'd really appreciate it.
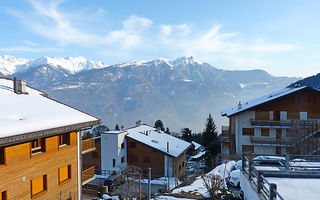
[31,138,45,155]
[59,133,70,147]
[0,147,5,165]
[242,128,254,136]
[242,145,254,153]
[121,143,125,149]
[129,142,136,148]
[129,155,138,162]
[121,156,125,163]
[143,156,150,163]
[1,191,7,200]
[261,128,269,136]
[113,159,116,168]
[59,165,71,184]
[31,175,47,197]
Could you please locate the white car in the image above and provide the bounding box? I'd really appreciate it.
[228,169,240,187]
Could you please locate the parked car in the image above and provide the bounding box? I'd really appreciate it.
[228,169,240,188]
[253,156,285,167]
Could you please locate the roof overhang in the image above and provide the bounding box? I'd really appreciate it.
[0,119,100,147]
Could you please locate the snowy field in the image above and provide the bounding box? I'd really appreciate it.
[267,177,320,200]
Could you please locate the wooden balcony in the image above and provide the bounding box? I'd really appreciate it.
[250,119,320,128]
[82,138,96,154]
[82,166,95,185]
[250,136,291,147]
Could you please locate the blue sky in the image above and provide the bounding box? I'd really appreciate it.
[0,0,319,77]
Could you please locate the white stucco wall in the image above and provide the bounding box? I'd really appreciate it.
[236,111,255,154]
[101,132,127,172]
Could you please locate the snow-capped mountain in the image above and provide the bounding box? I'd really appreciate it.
[0,55,300,131]
[0,55,107,75]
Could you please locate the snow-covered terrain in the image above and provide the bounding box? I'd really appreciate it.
[0,55,299,131]
[0,55,106,75]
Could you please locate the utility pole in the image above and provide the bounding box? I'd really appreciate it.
[139,177,142,200]
[167,142,170,191]
[148,168,151,200]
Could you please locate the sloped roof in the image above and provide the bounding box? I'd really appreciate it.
[126,124,191,157]
[191,141,202,150]
[0,78,100,139]
[221,86,312,117]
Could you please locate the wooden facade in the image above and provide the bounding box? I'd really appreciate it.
[126,137,186,178]
[0,132,79,200]
[222,86,320,155]
[82,137,101,171]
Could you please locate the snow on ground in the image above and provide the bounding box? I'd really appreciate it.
[155,196,195,200]
[171,161,237,198]
[140,177,181,190]
[267,178,320,200]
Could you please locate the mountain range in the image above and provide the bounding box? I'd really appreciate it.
[0,55,301,132]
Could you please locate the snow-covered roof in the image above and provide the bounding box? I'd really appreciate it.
[221,86,310,117]
[126,124,191,157]
[191,141,202,150]
[0,78,100,139]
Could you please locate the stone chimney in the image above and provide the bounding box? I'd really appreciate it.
[156,127,161,133]
[13,77,27,94]
[136,120,142,126]
[121,125,124,131]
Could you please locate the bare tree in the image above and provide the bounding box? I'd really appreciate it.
[112,165,143,199]
[201,174,222,199]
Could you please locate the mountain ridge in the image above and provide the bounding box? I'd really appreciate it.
[0,55,300,132]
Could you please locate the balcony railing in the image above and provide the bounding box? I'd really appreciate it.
[82,166,95,185]
[250,119,320,128]
[82,138,96,154]
[250,136,291,146]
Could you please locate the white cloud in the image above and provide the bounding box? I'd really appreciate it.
[8,0,152,49]
[6,0,295,68]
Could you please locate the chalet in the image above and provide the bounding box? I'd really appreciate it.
[0,77,100,200]
[126,123,191,178]
[191,141,202,156]
[221,85,320,156]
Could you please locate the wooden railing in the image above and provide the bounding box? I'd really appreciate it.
[82,138,96,154]
[250,136,291,146]
[250,119,320,128]
[242,154,285,200]
[82,166,95,184]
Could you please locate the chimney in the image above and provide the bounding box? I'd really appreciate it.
[136,120,142,126]
[156,127,161,133]
[13,77,18,93]
[238,101,242,110]
[121,125,124,131]
[18,80,27,94]
[13,77,27,94]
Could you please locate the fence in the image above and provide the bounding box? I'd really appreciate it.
[242,154,285,200]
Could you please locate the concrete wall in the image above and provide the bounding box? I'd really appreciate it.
[101,132,127,172]
[235,111,255,154]
[240,171,260,200]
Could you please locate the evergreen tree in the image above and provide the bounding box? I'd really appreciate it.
[181,128,193,142]
[202,113,221,169]
[115,124,120,130]
[154,120,165,131]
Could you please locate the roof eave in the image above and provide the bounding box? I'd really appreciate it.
[0,119,100,147]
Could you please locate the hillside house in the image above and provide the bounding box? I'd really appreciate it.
[221,85,320,156]
[126,123,191,178]
[0,77,100,200]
